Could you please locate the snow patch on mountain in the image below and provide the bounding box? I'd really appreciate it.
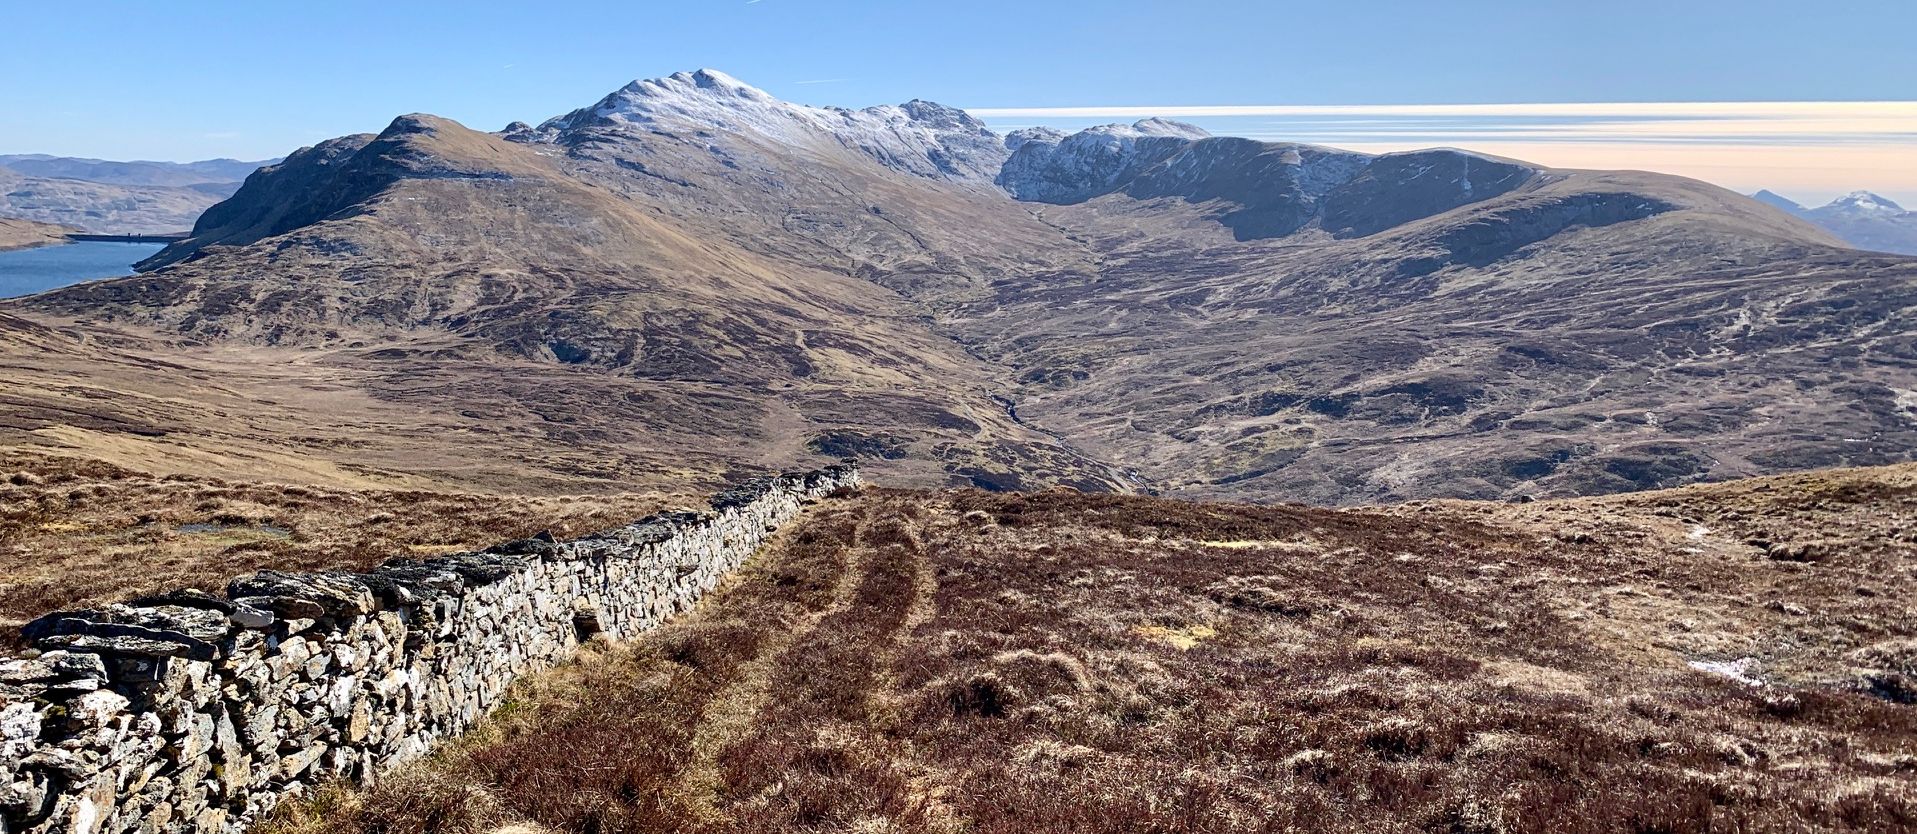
[1824,190,1905,214]
[995,120,1547,241]
[1778,189,1917,254]
[529,69,1008,183]
[1003,127,1068,153]
[1131,118,1212,140]
[995,119,1215,203]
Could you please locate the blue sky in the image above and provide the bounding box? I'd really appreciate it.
[3,0,1913,202]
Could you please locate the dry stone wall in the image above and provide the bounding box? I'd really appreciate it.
[0,463,859,834]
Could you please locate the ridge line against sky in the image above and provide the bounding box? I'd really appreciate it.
[4,1,1913,203]
[966,100,1917,206]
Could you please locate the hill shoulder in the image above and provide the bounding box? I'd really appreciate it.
[0,218,71,251]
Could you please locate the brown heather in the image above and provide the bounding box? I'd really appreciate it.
[263,464,1917,833]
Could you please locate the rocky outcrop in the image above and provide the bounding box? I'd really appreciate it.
[0,463,859,834]
[1125,138,1373,239]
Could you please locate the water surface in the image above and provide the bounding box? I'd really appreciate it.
[0,241,165,298]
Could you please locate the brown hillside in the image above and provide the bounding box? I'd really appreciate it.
[268,463,1917,834]
[0,219,69,252]
[0,452,685,641]
[1,113,1125,494]
[3,75,1912,503]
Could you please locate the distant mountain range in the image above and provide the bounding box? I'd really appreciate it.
[1,69,1913,504]
[1752,189,1917,255]
[0,154,275,234]
[0,154,271,187]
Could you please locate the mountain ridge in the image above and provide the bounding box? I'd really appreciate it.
[3,70,1914,503]
[0,154,276,187]
[0,154,272,233]
[1748,188,1917,255]
[520,68,1010,184]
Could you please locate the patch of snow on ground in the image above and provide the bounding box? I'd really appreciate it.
[1895,388,1917,424]
[1687,524,1711,541]
[1688,657,1764,687]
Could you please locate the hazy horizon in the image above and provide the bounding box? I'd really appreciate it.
[7,91,1912,209]
[4,1,1912,205]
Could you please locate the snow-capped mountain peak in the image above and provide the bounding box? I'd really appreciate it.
[1788,189,1917,254]
[528,69,1008,183]
[1072,118,1211,141]
[1004,127,1068,152]
[553,69,815,137]
[620,68,774,102]
[1826,190,1905,214]
[1130,118,1211,140]
[679,68,762,94]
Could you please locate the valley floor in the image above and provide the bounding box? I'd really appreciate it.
[262,464,1916,833]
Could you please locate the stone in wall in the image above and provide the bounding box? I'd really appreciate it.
[0,463,859,834]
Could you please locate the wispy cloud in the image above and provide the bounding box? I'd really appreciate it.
[969,101,1917,205]
[971,102,1914,119]
[968,102,1917,147]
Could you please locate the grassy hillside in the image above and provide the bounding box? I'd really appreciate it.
[265,464,1916,833]
[0,218,69,252]
[8,87,1913,504]
[0,452,685,641]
